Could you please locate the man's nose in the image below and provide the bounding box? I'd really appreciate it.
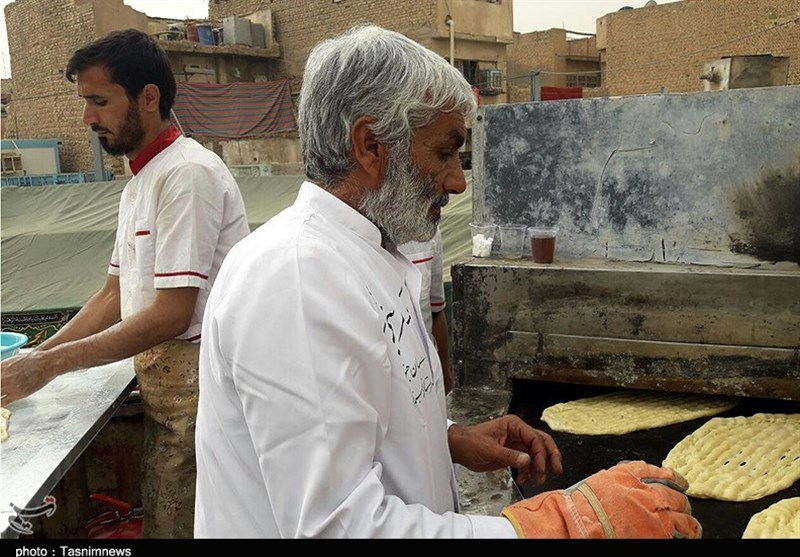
[83,104,98,127]
[443,159,467,195]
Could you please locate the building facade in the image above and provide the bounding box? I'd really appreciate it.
[506,0,799,102]
[4,0,798,173]
[210,0,514,105]
[506,29,599,103]
[3,0,285,174]
[597,0,799,96]
[4,0,513,174]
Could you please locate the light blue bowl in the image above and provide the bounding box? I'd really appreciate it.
[1,332,28,361]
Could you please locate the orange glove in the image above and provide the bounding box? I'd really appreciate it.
[501,460,702,539]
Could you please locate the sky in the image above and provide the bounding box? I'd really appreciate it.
[0,0,682,79]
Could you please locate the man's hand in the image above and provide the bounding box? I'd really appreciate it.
[1,351,57,406]
[501,461,702,539]
[448,415,563,486]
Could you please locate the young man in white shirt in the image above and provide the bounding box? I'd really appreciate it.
[1,29,250,538]
[398,228,452,394]
[194,25,701,539]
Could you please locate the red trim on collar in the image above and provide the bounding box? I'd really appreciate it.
[129,124,182,175]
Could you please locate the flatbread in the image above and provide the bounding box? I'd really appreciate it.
[742,497,800,539]
[663,413,800,502]
[540,390,738,435]
[0,407,10,442]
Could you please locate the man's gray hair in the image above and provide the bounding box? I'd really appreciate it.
[298,25,477,186]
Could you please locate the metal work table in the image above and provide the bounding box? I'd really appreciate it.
[447,386,522,516]
[0,355,136,538]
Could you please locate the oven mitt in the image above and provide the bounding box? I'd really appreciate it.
[501,460,702,539]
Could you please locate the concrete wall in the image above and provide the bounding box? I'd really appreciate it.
[5,145,61,174]
[431,0,513,42]
[163,48,277,84]
[597,0,800,96]
[220,136,302,166]
[472,85,800,267]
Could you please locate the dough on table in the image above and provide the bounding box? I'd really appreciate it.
[0,407,10,442]
[540,389,738,435]
[742,497,800,539]
[663,413,800,502]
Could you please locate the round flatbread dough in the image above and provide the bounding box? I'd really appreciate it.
[540,389,738,435]
[663,413,800,502]
[743,497,800,538]
[1,407,10,442]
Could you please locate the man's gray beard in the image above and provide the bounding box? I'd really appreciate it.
[359,149,448,246]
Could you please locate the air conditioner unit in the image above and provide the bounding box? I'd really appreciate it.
[478,68,503,95]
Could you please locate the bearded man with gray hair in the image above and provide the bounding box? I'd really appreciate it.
[193,25,702,539]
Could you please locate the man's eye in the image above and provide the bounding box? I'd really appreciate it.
[439,151,454,161]
[95,100,107,107]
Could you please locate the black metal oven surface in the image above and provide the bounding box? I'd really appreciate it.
[508,379,800,539]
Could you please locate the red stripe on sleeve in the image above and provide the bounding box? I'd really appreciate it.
[154,271,209,280]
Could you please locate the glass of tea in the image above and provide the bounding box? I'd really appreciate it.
[529,227,558,263]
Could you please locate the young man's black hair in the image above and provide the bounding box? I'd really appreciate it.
[66,28,176,120]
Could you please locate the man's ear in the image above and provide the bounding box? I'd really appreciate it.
[351,116,387,189]
[140,83,162,116]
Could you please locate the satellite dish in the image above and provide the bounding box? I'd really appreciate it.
[645,0,658,6]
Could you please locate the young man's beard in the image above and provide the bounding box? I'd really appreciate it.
[360,147,449,247]
[95,102,146,157]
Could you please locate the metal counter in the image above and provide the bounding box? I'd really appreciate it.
[447,386,521,516]
[0,355,136,538]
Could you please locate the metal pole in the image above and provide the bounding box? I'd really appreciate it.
[446,16,455,65]
[530,71,541,102]
[89,129,105,182]
[170,108,186,136]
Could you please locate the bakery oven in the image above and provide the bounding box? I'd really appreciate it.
[450,85,800,538]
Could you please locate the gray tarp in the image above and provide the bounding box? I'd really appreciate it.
[1,174,473,312]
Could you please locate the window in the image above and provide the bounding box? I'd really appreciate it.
[478,68,504,94]
[566,73,601,88]
[455,60,479,86]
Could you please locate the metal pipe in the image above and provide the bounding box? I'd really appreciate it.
[446,16,454,65]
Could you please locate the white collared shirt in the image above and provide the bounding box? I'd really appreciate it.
[195,182,516,538]
[398,228,446,336]
[108,135,250,341]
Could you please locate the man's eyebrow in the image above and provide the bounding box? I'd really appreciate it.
[448,130,465,149]
[79,94,104,100]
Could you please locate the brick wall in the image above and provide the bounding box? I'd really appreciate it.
[1,78,14,137]
[506,29,599,103]
[599,0,800,95]
[507,29,562,100]
[3,0,123,173]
